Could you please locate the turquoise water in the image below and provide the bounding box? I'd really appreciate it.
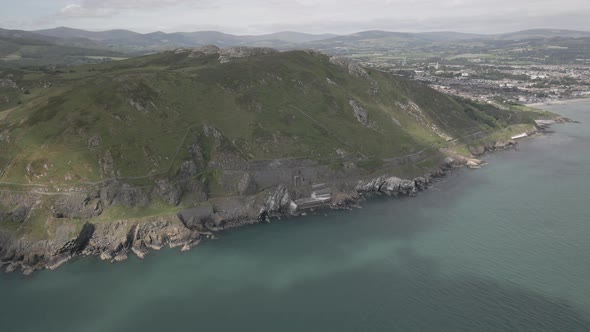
[2,101,590,331]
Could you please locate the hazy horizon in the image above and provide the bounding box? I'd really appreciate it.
[6,25,590,37]
[2,0,590,35]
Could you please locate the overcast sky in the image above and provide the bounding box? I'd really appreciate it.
[1,0,589,35]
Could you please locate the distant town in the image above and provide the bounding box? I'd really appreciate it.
[363,59,590,105]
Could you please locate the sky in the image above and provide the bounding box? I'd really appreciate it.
[1,0,590,35]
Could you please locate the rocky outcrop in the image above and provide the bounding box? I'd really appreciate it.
[154,179,182,206]
[128,98,157,113]
[0,216,200,273]
[0,205,30,223]
[329,56,371,80]
[258,184,296,221]
[330,192,358,208]
[181,45,278,62]
[465,158,486,169]
[329,56,379,95]
[468,139,518,156]
[0,221,78,274]
[0,78,17,89]
[87,135,102,149]
[178,160,200,178]
[100,181,151,207]
[58,223,95,256]
[350,99,368,125]
[84,217,200,260]
[178,205,214,228]
[397,101,452,141]
[302,49,328,57]
[355,175,429,197]
[52,192,103,219]
[0,192,40,224]
[188,45,221,58]
[219,47,279,63]
[380,177,419,197]
[349,99,377,129]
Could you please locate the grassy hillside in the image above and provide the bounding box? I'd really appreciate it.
[0,49,551,186]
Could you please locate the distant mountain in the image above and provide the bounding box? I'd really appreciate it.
[30,26,590,55]
[324,30,420,41]
[298,30,439,54]
[493,29,590,40]
[0,28,56,42]
[35,27,187,52]
[303,29,590,48]
[298,30,491,50]
[1,27,120,50]
[244,31,339,43]
[0,28,124,68]
[33,27,339,51]
[1,26,585,67]
[34,27,143,41]
[1,27,352,68]
[301,30,487,45]
[174,31,245,46]
[417,31,485,41]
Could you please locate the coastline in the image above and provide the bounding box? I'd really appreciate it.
[526,97,590,108]
[0,112,573,275]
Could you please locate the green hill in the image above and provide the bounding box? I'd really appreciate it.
[0,47,554,253]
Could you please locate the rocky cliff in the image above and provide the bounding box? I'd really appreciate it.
[0,151,493,274]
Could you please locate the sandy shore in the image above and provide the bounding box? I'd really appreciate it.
[526,97,590,108]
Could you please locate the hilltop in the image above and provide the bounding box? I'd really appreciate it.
[0,46,556,273]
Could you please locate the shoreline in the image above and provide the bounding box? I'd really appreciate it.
[0,121,563,275]
[526,97,590,108]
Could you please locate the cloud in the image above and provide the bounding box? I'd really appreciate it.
[17,0,590,33]
[59,4,114,17]
[56,0,194,18]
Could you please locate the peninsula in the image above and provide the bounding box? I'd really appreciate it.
[0,46,560,274]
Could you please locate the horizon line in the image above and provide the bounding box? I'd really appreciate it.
[5,26,590,38]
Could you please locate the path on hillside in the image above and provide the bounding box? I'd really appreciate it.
[0,125,503,196]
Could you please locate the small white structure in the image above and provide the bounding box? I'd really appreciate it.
[511,133,528,140]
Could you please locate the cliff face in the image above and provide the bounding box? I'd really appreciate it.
[0,151,497,274]
[0,215,199,274]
